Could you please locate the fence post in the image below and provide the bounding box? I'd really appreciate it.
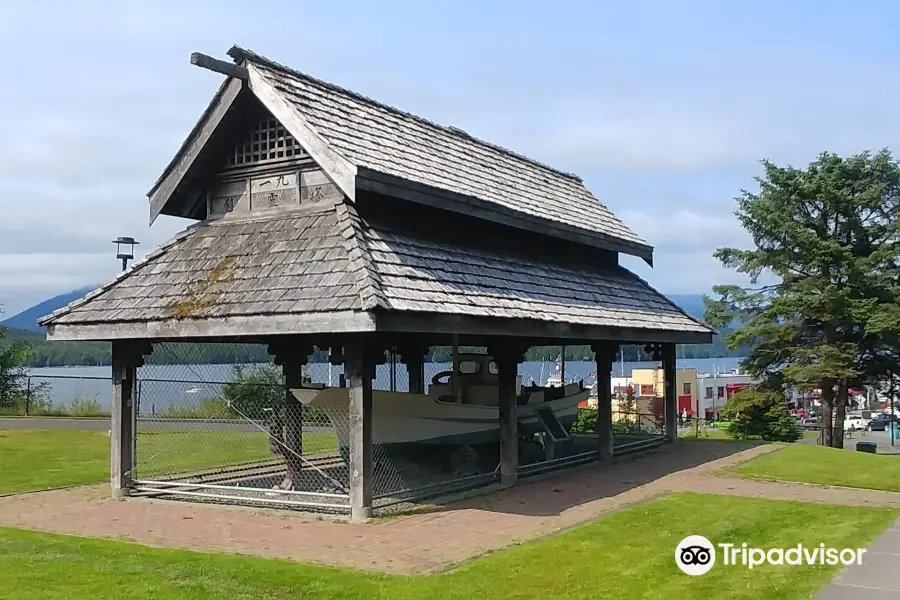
[389,349,397,392]
[24,376,31,416]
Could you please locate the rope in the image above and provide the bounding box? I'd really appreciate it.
[225,399,348,493]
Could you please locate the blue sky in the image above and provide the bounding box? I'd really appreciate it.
[1,0,899,316]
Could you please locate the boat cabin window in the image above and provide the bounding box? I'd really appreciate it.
[458,360,482,375]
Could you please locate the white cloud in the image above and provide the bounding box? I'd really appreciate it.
[617,210,751,252]
[624,251,760,296]
[0,0,897,317]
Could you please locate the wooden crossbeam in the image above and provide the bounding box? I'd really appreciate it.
[190,52,249,80]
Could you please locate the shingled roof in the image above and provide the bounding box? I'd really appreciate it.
[41,46,713,344]
[363,220,704,332]
[149,46,654,263]
[40,200,710,342]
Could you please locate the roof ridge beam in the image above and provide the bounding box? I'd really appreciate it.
[245,63,357,202]
[190,52,248,80]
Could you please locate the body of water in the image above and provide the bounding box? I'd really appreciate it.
[26,357,746,413]
[28,358,741,414]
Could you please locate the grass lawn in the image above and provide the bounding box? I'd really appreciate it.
[679,428,820,441]
[0,492,893,599]
[733,443,900,492]
[0,429,110,494]
[0,428,336,494]
[679,427,738,440]
[136,429,336,478]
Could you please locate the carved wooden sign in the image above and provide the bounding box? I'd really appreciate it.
[208,180,247,217]
[300,169,342,204]
[250,173,300,210]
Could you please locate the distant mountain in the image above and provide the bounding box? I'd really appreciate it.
[3,288,711,333]
[666,294,708,321]
[1,286,94,332]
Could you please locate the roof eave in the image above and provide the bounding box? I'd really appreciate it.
[44,311,379,342]
[620,266,717,335]
[373,310,714,345]
[38,225,201,328]
[147,77,245,226]
[355,168,655,262]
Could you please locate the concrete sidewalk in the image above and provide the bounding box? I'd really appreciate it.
[815,518,900,599]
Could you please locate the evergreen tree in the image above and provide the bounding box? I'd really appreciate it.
[706,150,900,448]
[0,312,30,410]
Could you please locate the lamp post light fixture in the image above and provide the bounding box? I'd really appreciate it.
[112,236,140,272]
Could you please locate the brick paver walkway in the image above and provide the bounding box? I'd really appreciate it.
[2,442,899,574]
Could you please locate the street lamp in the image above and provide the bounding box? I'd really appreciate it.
[112,236,140,272]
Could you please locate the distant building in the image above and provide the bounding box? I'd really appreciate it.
[697,371,756,419]
[616,368,699,420]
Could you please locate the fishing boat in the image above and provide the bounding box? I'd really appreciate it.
[290,353,589,450]
[544,353,566,388]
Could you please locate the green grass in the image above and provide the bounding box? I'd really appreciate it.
[679,427,738,440]
[0,492,892,599]
[137,429,336,477]
[0,428,336,494]
[0,429,111,493]
[679,427,820,441]
[733,443,900,492]
[1,430,894,598]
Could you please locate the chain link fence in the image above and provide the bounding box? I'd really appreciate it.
[128,344,608,512]
[131,343,352,511]
[16,343,676,512]
[0,374,109,417]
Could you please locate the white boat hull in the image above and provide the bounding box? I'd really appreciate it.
[291,387,588,448]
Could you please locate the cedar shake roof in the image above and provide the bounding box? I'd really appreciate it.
[40,205,708,338]
[149,46,653,263]
[235,47,651,260]
[40,45,713,344]
[363,220,705,332]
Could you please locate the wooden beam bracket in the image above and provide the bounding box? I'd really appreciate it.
[487,339,530,367]
[591,342,619,371]
[268,341,313,368]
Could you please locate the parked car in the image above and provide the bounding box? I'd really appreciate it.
[865,412,900,432]
[797,418,821,431]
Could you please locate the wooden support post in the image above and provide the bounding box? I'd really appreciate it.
[282,355,307,488]
[269,341,313,490]
[346,338,374,521]
[399,342,425,394]
[451,335,460,399]
[662,343,678,442]
[110,341,147,498]
[560,345,566,383]
[389,348,397,392]
[490,342,525,486]
[592,342,617,461]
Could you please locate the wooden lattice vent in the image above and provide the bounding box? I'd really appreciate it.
[226,117,307,166]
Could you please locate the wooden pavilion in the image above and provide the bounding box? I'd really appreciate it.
[39,46,713,520]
